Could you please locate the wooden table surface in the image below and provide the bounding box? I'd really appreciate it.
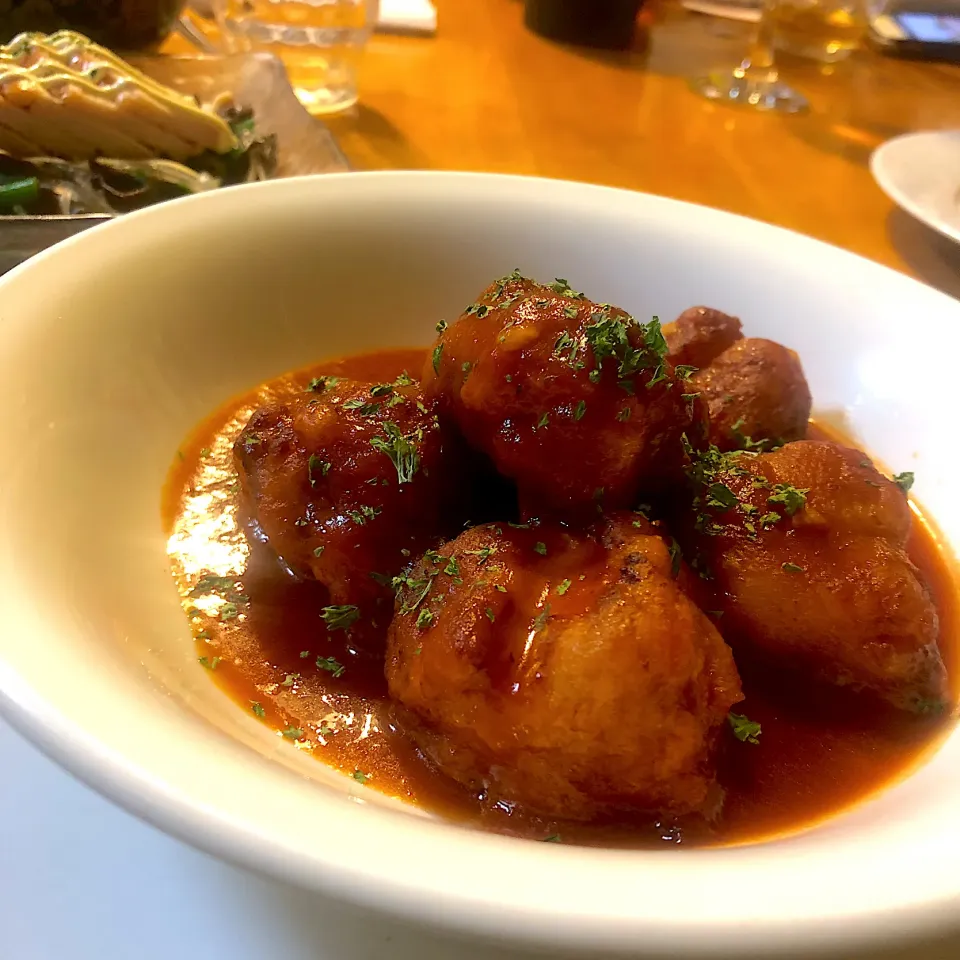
[178,0,960,293]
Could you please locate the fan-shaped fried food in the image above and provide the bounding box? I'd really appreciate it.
[386,514,743,821]
[680,440,947,712]
[691,338,812,451]
[421,272,702,517]
[234,373,462,608]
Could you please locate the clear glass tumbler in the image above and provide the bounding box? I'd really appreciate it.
[770,0,865,62]
[217,0,379,114]
[690,0,808,114]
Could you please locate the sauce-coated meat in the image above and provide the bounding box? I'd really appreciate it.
[234,374,464,608]
[386,515,743,821]
[664,306,743,369]
[422,272,702,517]
[692,339,812,451]
[681,440,947,712]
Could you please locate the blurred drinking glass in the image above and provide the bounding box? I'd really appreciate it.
[690,0,808,113]
[770,0,865,61]
[217,0,379,114]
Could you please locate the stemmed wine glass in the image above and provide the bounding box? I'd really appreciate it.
[690,0,808,113]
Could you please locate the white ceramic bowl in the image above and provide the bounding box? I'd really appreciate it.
[1,173,959,958]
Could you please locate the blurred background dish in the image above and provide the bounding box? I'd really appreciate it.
[0,51,349,274]
[871,130,960,246]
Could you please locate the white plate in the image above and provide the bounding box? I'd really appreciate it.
[871,130,960,244]
[1,173,960,958]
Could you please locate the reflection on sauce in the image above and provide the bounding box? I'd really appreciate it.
[164,348,959,848]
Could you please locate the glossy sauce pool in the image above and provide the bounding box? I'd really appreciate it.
[164,348,960,848]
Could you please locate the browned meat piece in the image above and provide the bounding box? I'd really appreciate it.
[663,306,743,369]
[386,514,743,821]
[680,440,946,713]
[234,374,463,610]
[421,272,703,519]
[691,339,812,451]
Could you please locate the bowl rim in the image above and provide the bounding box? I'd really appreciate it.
[1,170,960,958]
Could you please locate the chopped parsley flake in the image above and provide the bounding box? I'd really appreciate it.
[352,768,371,784]
[313,545,325,558]
[533,541,547,556]
[728,712,761,744]
[416,608,433,629]
[674,364,698,381]
[534,412,550,430]
[616,406,631,422]
[573,400,587,421]
[281,673,301,687]
[308,454,331,487]
[299,650,311,658]
[782,562,804,574]
[893,471,915,494]
[342,397,381,416]
[555,579,572,595]
[250,701,266,718]
[767,483,808,516]
[308,375,339,393]
[494,584,507,593]
[316,656,346,678]
[485,607,496,622]
[281,726,304,740]
[706,482,739,510]
[532,604,552,632]
[436,319,447,334]
[370,422,420,484]
[465,545,497,563]
[563,304,579,319]
[542,834,562,843]
[219,602,240,621]
[547,278,583,298]
[462,361,473,377]
[668,539,682,578]
[321,605,359,632]
[432,342,444,373]
[198,656,221,670]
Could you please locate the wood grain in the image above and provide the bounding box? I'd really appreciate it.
[170,0,960,289]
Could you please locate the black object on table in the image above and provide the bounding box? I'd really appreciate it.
[523,0,643,50]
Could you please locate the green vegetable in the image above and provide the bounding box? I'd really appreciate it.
[281,726,304,740]
[555,579,572,595]
[728,712,761,744]
[352,768,371,784]
[307,454,331,487]
[370,422,420,484]
[781,562,804,574]
[767,483,808,516]
[0,176,38,209]
[533,541,547,556]
[250,701,266,718]
[316,656,346,678]
[321,605,359,632]
[893,471,914,494]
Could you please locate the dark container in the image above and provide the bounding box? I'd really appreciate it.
[523,0,643,50]
[0,0,187,51]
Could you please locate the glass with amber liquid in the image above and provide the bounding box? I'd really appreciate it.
[218,0,378,113]
[770,0,865,62]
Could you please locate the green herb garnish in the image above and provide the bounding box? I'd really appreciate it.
[728,712,761,744]
[321,605,359,632]
[371,422,420,484]
[316,656,346,678]
[893,471,915,494]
